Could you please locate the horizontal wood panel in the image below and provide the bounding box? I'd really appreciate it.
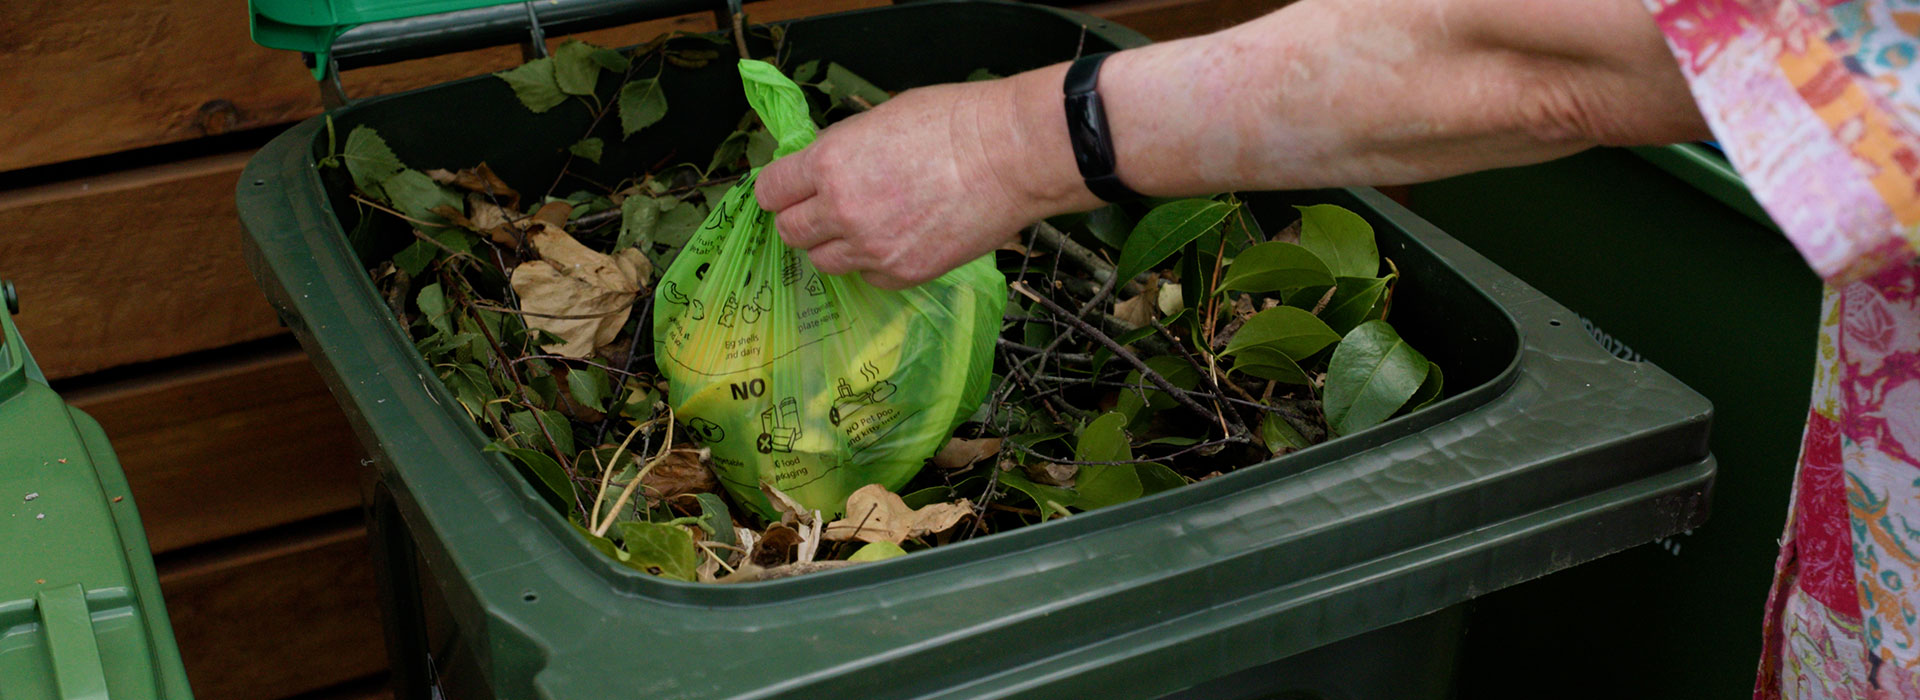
[0,152,285,379]
[159,524,386,700]
[68,348,365,554]
[0,0,889,173]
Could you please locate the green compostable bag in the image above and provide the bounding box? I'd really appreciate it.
[653,60,1006,519]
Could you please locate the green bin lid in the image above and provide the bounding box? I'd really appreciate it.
[0,291,192,699]
[250,0,527,76]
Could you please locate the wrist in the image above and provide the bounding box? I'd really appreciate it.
[991,63,1108,220]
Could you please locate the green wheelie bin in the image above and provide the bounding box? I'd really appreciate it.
[1406,145,1816,699]
[0,280,195,700]
[239,1,1719,696]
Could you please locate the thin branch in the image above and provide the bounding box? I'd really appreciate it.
[1013,282,1240,437]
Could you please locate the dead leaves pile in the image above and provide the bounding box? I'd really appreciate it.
[418,163,652,359]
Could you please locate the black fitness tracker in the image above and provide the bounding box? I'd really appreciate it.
[1063,52,1143,202]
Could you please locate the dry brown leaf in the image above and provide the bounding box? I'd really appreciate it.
[822,484,973,545]
[641,445,718,500]
[760,482,814,527]
[1112,277,1162,329]
[429,204,478,231]
[749,524,801,567]
[1271,218,1302,245]
[426,162,520,209]
[467,194,522,246]
[509,223,650,358]
[532,201,573,228]
[1022,461,1078,488]
[997,241,1042,257]
[932,437,1002,470]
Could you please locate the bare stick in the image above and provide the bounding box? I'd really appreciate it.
[1012,282,1233,433]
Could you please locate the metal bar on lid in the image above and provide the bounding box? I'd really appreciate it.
[329,0,744,69]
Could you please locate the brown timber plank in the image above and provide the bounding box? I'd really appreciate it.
[0,152,285,379]
[0,0,889,173]
[158,524,386,700]
[67,348,364,554]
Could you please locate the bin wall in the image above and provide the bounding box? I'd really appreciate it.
[1406,147,1819,699]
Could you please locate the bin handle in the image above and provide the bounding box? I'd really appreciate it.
[37,585,110,700]
[316,0,750,108]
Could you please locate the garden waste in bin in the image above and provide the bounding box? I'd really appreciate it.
[1406,144,1817,699]
[239,1,1719,697]
[0,280,194,700]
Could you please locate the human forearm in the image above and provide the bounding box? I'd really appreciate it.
[992,0,1709,207]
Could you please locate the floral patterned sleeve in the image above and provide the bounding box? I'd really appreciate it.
[1646,0,1920,283]
[1641,3,1920,698]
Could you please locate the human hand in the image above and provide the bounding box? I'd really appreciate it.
[754,75,1094,289]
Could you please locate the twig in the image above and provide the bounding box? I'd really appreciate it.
[589,419,654,533]
[594,412,677,538]
[509,354,648,379]
[1012,282,1238,436]
[730,11,750,60]
[995,338,1094,364]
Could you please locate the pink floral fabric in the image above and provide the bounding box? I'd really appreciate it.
[1644,1,1920,697]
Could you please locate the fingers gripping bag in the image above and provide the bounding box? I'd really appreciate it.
[653,60,1006,519]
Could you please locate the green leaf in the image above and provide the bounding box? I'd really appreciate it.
[495,58,568,113]
[342,126,403,198]
[966,68,1002,81]
[1260,411,1309,453]
[1229,345,1311,385]
[1136,462,1186,496]
[1073,412,1142,509]
[1114,199,1234,286]
[820,63,890,108]
[416,283,451,334]
[552,40,604,96]
[849,541,909,562]
[791,60,821,83]
[645,199,706,270]
[617,78,668,137]
[566,366,612,412]
[707,130,749,174]
[617,195,661,251]
[615,521,699,581]
[487,443,576,510]
[394,240,437,277]
[1086,204,1136,251]
[1219,242,1335,294]
[508,408,575,454]
[698,183,734,208]
[589,47,631,73]
[1318,276,1392,335]
[568,137,604,164]
[1144,436,1200,446]
[995,467,1080,516]
[746,129,778,168]
[693,493,736,547]
[1323,320,1430,436]
[1296,204,1378,278]
[1221,306,1340,362]
[380,169,463,227]
[1407,361,1444,411]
